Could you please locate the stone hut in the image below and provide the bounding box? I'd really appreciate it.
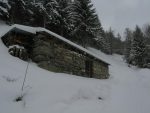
[1,24,110,79]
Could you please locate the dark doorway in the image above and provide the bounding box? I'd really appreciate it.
[85,60,93,78]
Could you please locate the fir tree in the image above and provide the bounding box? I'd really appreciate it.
[26,1,49,27]
[144,24,150,39]
[0,0,10,21]
[124,28,133,63]
[143,24,150,48]
[130,26,146,67]
[9,0,29,24]
[43,0,60,30]
[92,28,110,54]
[55,0,72,37]
[105,28,115,54]
[41,0,72,37]
[70,0,102,47]
[113,33,124,55]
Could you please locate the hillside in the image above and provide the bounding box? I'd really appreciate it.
[0,22,150,113]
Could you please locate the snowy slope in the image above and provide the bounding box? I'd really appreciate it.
[0,23,150,113]
[89,48,150,113]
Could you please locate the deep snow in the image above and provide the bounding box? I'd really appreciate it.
[0,22,150,113]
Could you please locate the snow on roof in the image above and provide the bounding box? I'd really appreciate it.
[1,24,109,65]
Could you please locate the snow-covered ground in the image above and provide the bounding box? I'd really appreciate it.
[89,48,150,113]
[0,22,150,113]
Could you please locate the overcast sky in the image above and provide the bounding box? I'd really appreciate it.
[92,0,150,37]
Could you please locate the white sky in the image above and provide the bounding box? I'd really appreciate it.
[92,0,150,37]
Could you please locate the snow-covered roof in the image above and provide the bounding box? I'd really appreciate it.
[1,24,109,65]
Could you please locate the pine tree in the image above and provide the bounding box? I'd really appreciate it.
[0,0,10,21]
[130,26,146,67]
[144,24,150,39]
[143,24,150,48]
[124,28,133,63]
[91,28,110,54]
[26,0,49,27]
[43,0,60,30]
[38,0,72,37]
[105,28,115,54]
[42,0,63,35]
[70,0,102,47]
[113,33,124,55]
[9,0,29,24]
[55,0,72,37]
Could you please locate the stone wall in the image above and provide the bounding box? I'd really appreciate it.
[46,39,86,76]
[93,60,109,79]
[34,33,109,79]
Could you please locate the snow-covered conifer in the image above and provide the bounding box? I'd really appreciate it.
[124,28,133,63]
[69,0,103,47]
[130,26,146,67]
[0,0,10,21]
